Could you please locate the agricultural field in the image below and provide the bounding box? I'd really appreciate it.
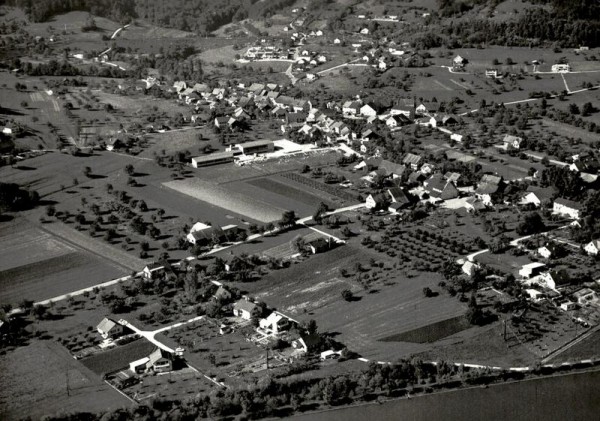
[0,218,126,305]
[0,340,131,419]
[164,177,286,223]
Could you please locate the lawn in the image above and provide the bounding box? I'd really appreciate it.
[0,340,132,420]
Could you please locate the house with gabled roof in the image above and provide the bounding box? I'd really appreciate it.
[584,239,600,256]
[233,299,260,320]
[342,100,362,116]
[503,134,523,150]
[386,187,411,208]
[292,334,322,353]
[259,312,291,335]
[379,160,406,179]
[403,153,422,170]
[521,186,555,208]
[424,174,459,200]
[366,193,389,210]
[97,317,125,340]
[213,285,233,303]
[542,269,571,290]
[475,174,504,206]
[553,198,582,220]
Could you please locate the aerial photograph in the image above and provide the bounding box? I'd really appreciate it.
[0,0,599,419]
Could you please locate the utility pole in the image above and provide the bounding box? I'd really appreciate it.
[266,349,269,370]
[66,364,70,397]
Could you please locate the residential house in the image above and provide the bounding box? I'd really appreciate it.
[560,300,576,311]
[542,269,570,290]
[291,334,322,353]
[391,98,416,119]
[452,55,467,70]
[403,153,422,170]
[415,101,440,116]
[360,104,377,117]
[465,197,487,213]
[538,242,563,259]
[379,160,406,179]
[146,348,173,373]
[366,193,389,210]
[233,299,260,320]
[475,174,504,206]
[584,239,600,256]
[485,69,500,78]
[186,225,226,246]
[551,64,570,73]
[462,261,480,276]
[573,288,597,306]
[503,134,523,150]
[307,237,334,254]
[553,198,582,219]
[342,101,362,116]
[520,187,555,208]
[259,312,290,335]
[519,262,546,278]
[142,262,166,280]
[97,318,125,340]
[213,285,233,302]
[424,174,459,200]
[386,187,411,208]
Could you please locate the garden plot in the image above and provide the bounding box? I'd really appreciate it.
[164,178,285,223]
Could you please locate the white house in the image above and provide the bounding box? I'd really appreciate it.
[360,28,369,35]
[258,312,290,335]
[551,64,570,73]
[584,240,600,256]
[553,198,582,219]
[334,38,341,44]
[360,104,377,117]
[485,69,499,78]
[232,299,259,320]
[573,288,597,306]
[525,289,545,302]
[518,262,546,278]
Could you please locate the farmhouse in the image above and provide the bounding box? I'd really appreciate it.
[519,262,546,278]
[391,98,416,118]
[187,225,226,246]
[379,160,406,179]
[191,151,235,168]
[97,318,125,340]
[233,299,260,320]
[553,198,582,219]
[465,197,487,213]
[386,187,411,207]
[520,187,555,208]
[423,174,459,200]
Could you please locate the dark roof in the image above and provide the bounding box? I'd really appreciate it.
[379,160,406,176]
[300,334,322,349]
[554,197,582,210]
[549,269,570,286]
